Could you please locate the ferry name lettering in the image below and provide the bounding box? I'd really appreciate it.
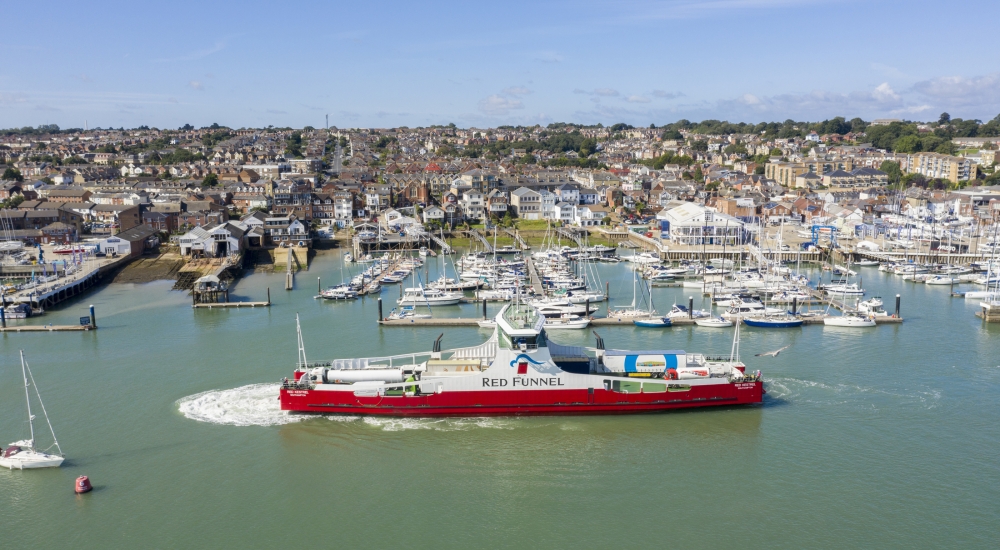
[483,377,565,387]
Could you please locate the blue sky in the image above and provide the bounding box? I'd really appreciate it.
[2,0,999,129]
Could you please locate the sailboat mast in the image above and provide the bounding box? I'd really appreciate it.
[24,357,62,456]
[20,351,35,445]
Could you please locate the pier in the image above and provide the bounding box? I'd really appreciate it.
[524,257,545,294]
[503,228,530,250]
[466,228,493,253]
[377,315,904,327]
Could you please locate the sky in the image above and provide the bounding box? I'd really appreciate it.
[2,0,1000,130]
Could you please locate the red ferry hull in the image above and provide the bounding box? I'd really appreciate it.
[280,382,764,416]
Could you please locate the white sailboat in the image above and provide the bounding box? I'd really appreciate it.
[1,351,65,470]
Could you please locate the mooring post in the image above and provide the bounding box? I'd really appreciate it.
[267,287,271,305]
[605,281,609,301]
[1,306,6,329]
[378,297,384,322]
[792,297,798,315]
[318,276,322,294]
[585,298,590,319]
[482,299,487,319]
[89,304,96,328]
[895,294,901,317]
[688,296,694,318]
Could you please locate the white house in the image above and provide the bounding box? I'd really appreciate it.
[422,205,445,224]
[510,187,543,220]
[573,205,610,227]
[656,202,744,246]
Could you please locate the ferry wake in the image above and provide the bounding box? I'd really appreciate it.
[280,303,763,416]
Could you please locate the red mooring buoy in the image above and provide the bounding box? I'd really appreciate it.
[75,475,93,494]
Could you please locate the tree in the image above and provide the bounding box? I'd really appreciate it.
[2,167,23,182]
[661,129,683,140]
[939,112,951,125]
[893,135,922,153]
[880,161,902,184]
[693,166,704,181]
[202,173,219,187]
[691,140,708,152]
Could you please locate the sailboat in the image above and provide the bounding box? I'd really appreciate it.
[2,351,64,470]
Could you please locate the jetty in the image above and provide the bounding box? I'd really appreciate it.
[503,228,529,250]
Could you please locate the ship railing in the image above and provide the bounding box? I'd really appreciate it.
[297,338,500,371]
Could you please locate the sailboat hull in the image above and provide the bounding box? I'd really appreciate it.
[0,452,64,469]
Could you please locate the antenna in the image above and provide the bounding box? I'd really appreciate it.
[730,317,741,362]
[296,314,308,368]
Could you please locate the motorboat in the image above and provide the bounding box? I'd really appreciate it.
[386,306,432,321]
[858,297,889,317]
[695,317,733,328]
[925,275,959,285]
[633,317,672,328]
[1,352,64,470]
[822,283,865,296]
[418,247,428,257]
[666,304,711,320]
[428,277,480,291]
[855,259,880,267]
[544,314,591,330]
[397,286,464,306]
[318,284,358,300]
[823,312,876,327]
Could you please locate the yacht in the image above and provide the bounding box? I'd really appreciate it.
[397,286,464,306]
[695,317,734,328]
[823,312,876,327]
[543,314,591,330]
[858,297,889,317]
[1,352,64,470]
[319,284,358,300]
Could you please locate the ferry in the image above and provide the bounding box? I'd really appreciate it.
[280,304,763,416]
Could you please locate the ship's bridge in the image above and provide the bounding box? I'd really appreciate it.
[496,304,547,350]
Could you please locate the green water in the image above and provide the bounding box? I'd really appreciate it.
[2,252,999,548]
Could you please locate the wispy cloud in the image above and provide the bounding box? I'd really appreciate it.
[532,50,563,63]
[189,81,204,91]
[912,73,1000,108]
[626,95,651,103]
[652,90,684,99]
[154,42,226,63]
[502,86,533,96]
[629,0,839,21]
[575,88,620,97]
[478,94,524,116]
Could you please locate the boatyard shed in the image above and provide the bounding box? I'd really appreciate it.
[98,224,158,258]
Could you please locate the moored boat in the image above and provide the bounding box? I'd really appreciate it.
[633,317,672,328]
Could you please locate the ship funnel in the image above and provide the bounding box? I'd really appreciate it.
[431,333,444,359]
[592,331,604,350]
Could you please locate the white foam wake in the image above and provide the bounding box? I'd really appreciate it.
[177,383,302,427]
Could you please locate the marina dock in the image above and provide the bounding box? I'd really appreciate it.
[192,302,271,309]
[0,324,96,332]
[378,315,904,327]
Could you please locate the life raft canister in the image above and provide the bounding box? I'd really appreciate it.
[665,368,679,380]
[75,475,93,494]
